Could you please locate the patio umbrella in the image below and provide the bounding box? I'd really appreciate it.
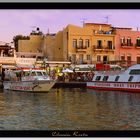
[62,68,73,73]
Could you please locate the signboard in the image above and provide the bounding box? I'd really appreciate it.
[0,57,15,64]
[16,58,36,65]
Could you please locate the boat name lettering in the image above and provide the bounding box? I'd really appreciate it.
[95,83,110,87]
[127,83,140,88]
[114,83,124,87]
[14,86,30,90]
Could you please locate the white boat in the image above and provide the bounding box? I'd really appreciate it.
[3,67,56,92]
[87,64,140,92]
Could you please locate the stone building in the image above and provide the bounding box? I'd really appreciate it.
[52,23,115,64]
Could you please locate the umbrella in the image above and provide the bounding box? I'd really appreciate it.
[62,68,73,73]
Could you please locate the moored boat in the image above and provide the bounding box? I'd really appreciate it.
[3,67,56,92]
[87,64,140,92]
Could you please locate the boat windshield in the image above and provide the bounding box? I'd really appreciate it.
[31,71,36,76]
[36,71,43,76]
[129,69,140,75]
[43,71,48,76]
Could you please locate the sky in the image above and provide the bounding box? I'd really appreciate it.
[1,9,140,43]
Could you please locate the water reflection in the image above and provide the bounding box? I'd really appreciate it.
[0,88,140,130]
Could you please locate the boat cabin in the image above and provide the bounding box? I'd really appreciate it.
[92,64,140,83]
[4,68,50,81]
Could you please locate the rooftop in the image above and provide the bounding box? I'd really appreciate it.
[85,23,111,26]
[112,27,132,30]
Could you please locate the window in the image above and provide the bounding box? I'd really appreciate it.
[43,72,47,76]
[73,39,77,48]
[72,54,76,64]
[115,76,120,82]
[85,39,90,48]
[128,76,133,82]
[87,55,91,60]
[67,32,69,40]
[136,37,140,46]
[31,72,36,76]
[95,76,101,81]
[121,37,125,45]
[97,40,102,49]
[97,55,101,62]
[127,37,132,46]
[121,55,125,61]
[79,39,83,48]
[24,71,30,76]
[127,56,131,61]
[108,41,113,49]
[129,69,140,75]
[103,76,109,81]
[37,71,43,76]
[127,55,131,65]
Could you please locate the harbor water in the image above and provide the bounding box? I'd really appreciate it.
[0,87,140,130]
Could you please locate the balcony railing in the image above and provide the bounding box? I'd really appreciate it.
[135,44,140,48]
[93,45,115,51]
[121,43,133,48]
[94,30,113,35]
[76,46,87,52]
[93,45,103,49]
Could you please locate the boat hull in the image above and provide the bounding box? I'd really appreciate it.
[3,80,55,92]
[87,81,140,92]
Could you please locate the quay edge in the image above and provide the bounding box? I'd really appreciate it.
[53,82,87,88]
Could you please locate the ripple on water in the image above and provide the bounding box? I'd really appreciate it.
[0,88,140,130]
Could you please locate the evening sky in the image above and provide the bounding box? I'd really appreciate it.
[1,9,140,43]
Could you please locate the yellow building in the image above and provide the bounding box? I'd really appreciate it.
[18,34,43,53]
[43,34,56,60]
[17,23,115,64]
[17,29,56,61]
[54,23,115,64]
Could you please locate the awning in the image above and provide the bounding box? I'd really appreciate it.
[2,65,16,69]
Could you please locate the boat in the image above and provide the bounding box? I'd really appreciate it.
[3,67,56,92]
[87,64,140,92]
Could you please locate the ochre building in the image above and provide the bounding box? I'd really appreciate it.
[52,23,115,64]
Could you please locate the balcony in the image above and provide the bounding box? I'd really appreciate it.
[93,45,103,50]
[76,46,87,52]
[93,45,115,52]
[135,44,140,48]
[104,46,115,51]
[94,30,114,36]
[121,43,134,48]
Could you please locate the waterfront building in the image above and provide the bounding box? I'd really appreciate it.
[0,41,14,57]
[53,23,115,64]
[18,28,43,53]
[14,28,56,61]
[114,27,140,67]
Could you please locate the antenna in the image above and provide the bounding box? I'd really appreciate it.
[81,18,87,26]
[104,16,109,24]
